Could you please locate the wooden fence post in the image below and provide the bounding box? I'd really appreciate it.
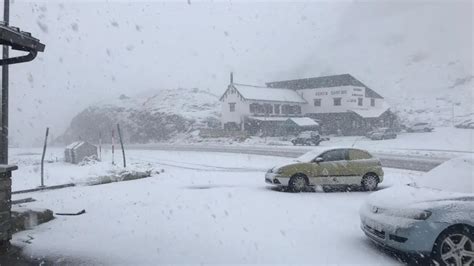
[99,132,102,161]
[117,124,126,168]
[111,129,115,165]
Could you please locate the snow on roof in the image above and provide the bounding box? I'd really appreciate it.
[266,74,384,99]
[66,141,84,150]
[248,116,289,122]
[233,83,306,103]
[288,117,319,127]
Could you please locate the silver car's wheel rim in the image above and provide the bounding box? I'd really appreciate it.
[441,234,474,266]
[292,177,306,191]
[364,176,377,190]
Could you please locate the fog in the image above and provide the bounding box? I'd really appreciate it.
[4,0,472,146]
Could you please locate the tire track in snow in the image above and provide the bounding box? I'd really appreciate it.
[128,156,268,172]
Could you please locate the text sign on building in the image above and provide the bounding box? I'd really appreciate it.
[315,89,348,96]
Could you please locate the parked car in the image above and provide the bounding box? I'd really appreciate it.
[360,156,473,265]
[406,122,434,132]
[455,119,474,129]
[368,127,397,140]
[291,131,328,146]
[265,148,384,192]
[365,128,378,138]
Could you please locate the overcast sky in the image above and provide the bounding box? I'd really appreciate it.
[3,0,473,145]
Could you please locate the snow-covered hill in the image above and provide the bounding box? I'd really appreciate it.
[58,88,221,144]
[388,76,473,126]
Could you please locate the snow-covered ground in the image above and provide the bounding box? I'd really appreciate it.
[10,149,424,264]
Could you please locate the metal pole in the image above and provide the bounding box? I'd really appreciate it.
[40,127,49,187]
[452,103,455,126]
[1,0,10,164]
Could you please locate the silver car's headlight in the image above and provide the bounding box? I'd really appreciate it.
[392,209,432,220]
[371,206,432,220]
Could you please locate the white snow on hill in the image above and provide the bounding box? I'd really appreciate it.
[387,80,473,127]
[96,87,221,126]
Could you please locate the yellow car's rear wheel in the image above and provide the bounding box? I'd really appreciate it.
[362,173,379,191]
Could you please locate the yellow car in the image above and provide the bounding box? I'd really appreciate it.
[265,148,384,192]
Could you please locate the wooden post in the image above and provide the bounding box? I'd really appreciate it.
[0,0,10,164]
[99,132,102,161]
[111,129,115,165]
[117,124,126,168]
[40,127,49,187]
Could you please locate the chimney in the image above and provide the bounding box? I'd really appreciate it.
[230,72,234,84]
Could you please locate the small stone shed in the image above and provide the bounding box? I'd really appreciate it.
[64,141,98,164]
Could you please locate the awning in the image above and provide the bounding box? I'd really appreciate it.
[248,116,290,122]
[350,107,389,118]
[287,117,319,127]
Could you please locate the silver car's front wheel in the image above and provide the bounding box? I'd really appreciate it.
[433,227,474,266]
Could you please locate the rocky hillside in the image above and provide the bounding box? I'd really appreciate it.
[58,88,221,144]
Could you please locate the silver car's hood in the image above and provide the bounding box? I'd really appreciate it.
[366,185,473,209]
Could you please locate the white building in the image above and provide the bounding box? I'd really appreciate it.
[220,73,396,135]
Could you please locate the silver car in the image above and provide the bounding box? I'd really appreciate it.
[359,156,473,265]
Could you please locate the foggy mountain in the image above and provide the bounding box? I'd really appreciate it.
[7,0,472,146]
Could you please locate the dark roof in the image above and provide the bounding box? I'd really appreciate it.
[266,74,383,99]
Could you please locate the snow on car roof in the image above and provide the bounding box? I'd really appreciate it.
[415,155,473,194]
[232,83,307,103]
[296,147,348,162]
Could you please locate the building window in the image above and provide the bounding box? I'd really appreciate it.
[333,98,342,106]
[371,98,375,107]
[314,99,321,107]
[274,104,280,114]
[282,105,290,114]
[249,103,257,113]
[229,103,236,112]
[358,98,363,106]
[264,104,273,114]
[250,103,265,113]
[294,105,302,114]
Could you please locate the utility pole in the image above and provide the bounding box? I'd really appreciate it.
[1,0,10,164]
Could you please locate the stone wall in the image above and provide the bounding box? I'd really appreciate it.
[0,165,16,247]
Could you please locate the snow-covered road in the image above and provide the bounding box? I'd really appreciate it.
[11,150,422,264]
[127,127,473,172]
[128,143,448,171]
